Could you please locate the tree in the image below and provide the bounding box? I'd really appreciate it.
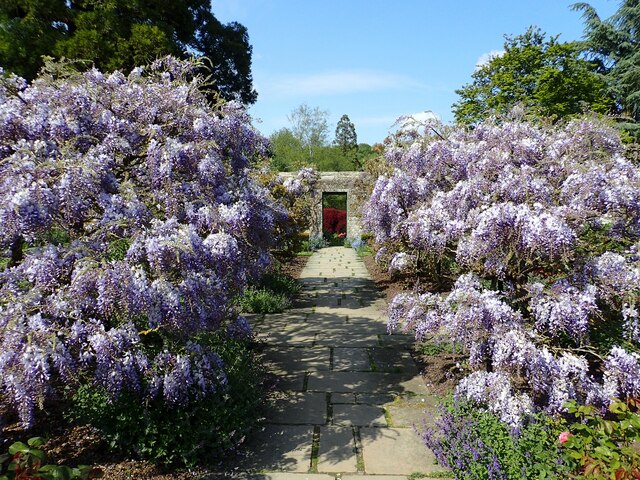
[287,104,329,160]
[334,114,359,169]
[269,128,306,171]
[453,27,614,125]
[0,0,257,104]
[573,1,640,123]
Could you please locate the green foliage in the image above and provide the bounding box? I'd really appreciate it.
[323,232,346,247]
[237,268,301,314]
[322,193,347,210]
[237,287,291,314]
[259,270,302,297]
[269,128,306,171]
[0,0,256,103]
[68,335,264,467]
[313,146,355,171]
[574,1,640,122]
[288,104,329,156]
[416,340,461,357]
[357,143,379,167]
[334,114,359,169]
[301,236,329,252]
[355,244,372,257]
[454,26,615,125]
[269,106,359,172]
[560,399,640,478]
[433,399,568,479]
[0,437,99,480]
[105,237,132,262]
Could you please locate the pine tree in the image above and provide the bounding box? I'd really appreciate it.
[334,114,359,169]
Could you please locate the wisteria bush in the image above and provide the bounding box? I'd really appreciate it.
[364,114,640,424]
[68,333,264,466]
[257,167,319,256]
[0,57,285,462]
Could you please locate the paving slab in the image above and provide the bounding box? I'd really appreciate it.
[331,393,356,404]
[317,427,358,473]
[341,477,409,480]
[332,348,371,371]
[264,347,330,374]
[245,247,440,477]
[386,404,433,428]
[359,427,445,475]
[332,404,387,427]
[307,371,427,395]
[315,334,380,347]
[258,331,317,346]
[378,333,415,348]
[239,425,313,473]
[247,475,335,480]
[369,348,418,374]
[271,373,307,391]
[356,393,398,405]
[267,392,327,425]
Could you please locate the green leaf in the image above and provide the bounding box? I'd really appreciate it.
[8,441,29,455]
[27,437,45,448]
[604,421,615,436]
[610,401,628,415]
[594,445,613,458]
[28,448,48,461]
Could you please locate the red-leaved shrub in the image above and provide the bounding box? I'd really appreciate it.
[323,208,346,235]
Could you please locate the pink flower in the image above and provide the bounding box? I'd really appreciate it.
[558,431,573,444]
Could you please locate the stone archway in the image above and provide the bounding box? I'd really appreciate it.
[278,171,372,241]
[308,172,371,241]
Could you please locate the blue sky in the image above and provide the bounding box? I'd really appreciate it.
[214,0,619,145]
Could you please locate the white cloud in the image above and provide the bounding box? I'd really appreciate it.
[259,70,423,98]
[475,50,505,70]
[355,115,399,126]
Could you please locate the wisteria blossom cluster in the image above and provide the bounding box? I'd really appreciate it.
[364,116,640,425]
[254,167,319,255]
[0,58,286,428]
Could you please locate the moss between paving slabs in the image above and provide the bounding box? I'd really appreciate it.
[310,426,321,473]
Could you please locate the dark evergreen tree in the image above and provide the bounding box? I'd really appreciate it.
[0,0,257,103]
[334,114,359,169]
[574,1,640,126]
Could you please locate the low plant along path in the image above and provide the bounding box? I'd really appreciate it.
[234,246,449,479]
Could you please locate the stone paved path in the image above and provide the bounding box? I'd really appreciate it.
[229,247,450,479]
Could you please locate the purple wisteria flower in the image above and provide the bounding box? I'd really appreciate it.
[368,114,640,430]
[0,57,283,430]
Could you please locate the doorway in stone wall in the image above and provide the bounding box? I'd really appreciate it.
[322,192,347,245]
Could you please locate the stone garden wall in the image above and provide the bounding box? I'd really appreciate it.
[280,171,373,240]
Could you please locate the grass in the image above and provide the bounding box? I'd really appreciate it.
[416,339,461,357]
[237,267,302,314]
[408,472,454,479]
[309,426,321,473]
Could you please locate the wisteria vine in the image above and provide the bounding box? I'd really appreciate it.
[365,115,640,425]
[0,57,307,430]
